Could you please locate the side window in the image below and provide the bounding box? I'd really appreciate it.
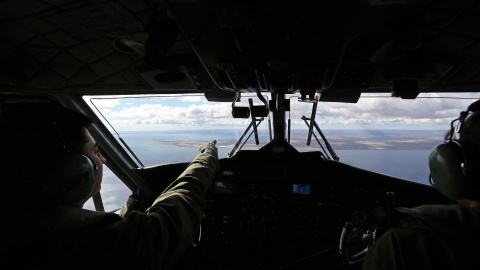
[83,166,131,212]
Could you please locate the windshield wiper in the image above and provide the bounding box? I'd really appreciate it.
[229,98,266,157]
[228,116,264,157]
[229,89,271,157]
[302,98,339,161]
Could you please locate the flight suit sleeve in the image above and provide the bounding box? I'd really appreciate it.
[361,207,466,270]
[144,152,219,269]
[88,152,220,270]
[362,230,405,270]
[362,210,425,270]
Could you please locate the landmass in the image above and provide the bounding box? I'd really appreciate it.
[141,130,444,150]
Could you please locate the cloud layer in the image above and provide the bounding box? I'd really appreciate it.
[87,93,480,131]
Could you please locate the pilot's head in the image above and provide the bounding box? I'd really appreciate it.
[429,100,480,206]
[458,110,480,145]
[46,109,107,208]
[455,108,480,207]
[1,102,106,208]
[80,126,107,204]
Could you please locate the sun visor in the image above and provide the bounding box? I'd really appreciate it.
[204,89,236,102]
[319,88,362,103]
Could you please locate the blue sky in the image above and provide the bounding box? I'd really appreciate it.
[84,93,480,132]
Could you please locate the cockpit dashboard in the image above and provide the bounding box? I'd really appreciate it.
[136,143,448,269]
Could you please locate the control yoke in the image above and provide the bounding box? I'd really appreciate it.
[339,192,396,265]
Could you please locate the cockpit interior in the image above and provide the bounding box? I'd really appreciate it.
[2,0,480,269]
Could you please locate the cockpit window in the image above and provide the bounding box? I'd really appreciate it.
[85,93,480,186]
[85,94,271,167]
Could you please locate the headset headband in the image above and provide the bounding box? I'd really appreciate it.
[449,99,480,141]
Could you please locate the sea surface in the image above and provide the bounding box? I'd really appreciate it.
[84,130,437,211]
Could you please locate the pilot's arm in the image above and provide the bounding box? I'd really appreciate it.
[362,205,480,270]
[59,141,219,270]
[361,229,404,270]
[142,143,219,269]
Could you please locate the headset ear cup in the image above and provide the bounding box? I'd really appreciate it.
[45,153,96,205]
[429,142,469,200]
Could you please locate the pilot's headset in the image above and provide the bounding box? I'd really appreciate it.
[429,100,480,200]
[44,113,98,205]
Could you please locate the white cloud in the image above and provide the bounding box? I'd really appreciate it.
[178,96,209,102]
[89,94,480,131]
[106,102,246,128]
[288,94,479,130]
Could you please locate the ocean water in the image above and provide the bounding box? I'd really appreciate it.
[336,150,431,185]
[119,131,432,183]
[119,131,242,166]
[85,131,434,211]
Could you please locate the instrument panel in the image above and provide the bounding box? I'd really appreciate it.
[175,150,418,270]
[146,149,448,270]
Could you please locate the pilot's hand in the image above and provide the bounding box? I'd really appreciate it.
[199,140,218,159]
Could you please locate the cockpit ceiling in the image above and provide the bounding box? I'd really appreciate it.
[2,0,480,97]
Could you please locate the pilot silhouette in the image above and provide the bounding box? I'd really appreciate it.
[2,102,219,270]
[363,100,480,270]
